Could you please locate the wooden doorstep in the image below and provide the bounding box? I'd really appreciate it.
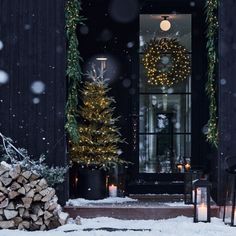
[64,205,220,220]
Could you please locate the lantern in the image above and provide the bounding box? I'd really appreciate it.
[223,174,236,226]
[193,179,211,223]
[184,170,203,204]
[108,164,119,197]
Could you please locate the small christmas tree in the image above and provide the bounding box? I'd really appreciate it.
[71,68,125,169]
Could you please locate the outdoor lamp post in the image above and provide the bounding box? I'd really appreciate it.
[193,179,211,223]
[96,57,107,78]
[223,174,236,226]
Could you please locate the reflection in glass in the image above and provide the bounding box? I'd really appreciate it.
[139,134,191,173]
[139,14,192,173]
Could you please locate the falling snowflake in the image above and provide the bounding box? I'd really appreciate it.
[30,81,45,94]
[0,40,3,50]
[32,97,40,104]
[0,70,9,84]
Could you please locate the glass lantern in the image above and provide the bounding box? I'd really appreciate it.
[193,179,211,223]
[223,174,236,226]
[184,170,202,204]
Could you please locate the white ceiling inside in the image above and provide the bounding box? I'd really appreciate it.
[140,14,192,51]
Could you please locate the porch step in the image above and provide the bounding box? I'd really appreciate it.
[129,193,185,202]
[126,174,185,195]
[64,196,219,220]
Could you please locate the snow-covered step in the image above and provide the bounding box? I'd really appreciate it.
[64,197,219,220]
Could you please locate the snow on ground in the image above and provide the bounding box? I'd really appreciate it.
[66,197,138,206]
[66,197,190,208]
[164,202,188,207]
[1,216,236,236]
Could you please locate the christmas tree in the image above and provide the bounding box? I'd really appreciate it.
[71,69,125,170]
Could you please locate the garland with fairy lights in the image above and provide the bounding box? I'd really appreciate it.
[205,0,218,147]
[142,38,191,86]
[65,0,83,143]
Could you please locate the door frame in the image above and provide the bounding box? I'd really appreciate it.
[127,0,209,194]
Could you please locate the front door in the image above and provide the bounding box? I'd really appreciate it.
[127,0,208,194]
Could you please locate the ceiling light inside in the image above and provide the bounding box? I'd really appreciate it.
[160,16,171,31]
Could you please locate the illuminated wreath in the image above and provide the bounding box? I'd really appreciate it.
[142,38,191,86]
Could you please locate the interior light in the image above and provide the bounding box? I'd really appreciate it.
[96,57,108,61]
[160,16,171,31]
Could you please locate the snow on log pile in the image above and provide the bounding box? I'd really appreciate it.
[0,162,69,230]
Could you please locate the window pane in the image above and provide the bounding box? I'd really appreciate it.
[139,134,191,173]
[140,54,192,94]
[139,14,192,174]
[140,14,192,52]
[139,94,191,133]
[139,14,192,94]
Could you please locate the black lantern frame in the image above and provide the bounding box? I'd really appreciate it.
[223,173,236,227]
[193,179,211,223]
[184,170,202,204]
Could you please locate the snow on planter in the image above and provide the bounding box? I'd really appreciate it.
[0,162,69,230]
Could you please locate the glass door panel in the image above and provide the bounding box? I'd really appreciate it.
[139,14,192,173]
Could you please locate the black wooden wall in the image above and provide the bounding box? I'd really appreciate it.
[218,0,236,204]
[0,0,68,204]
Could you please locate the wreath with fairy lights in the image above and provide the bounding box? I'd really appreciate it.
[142,38,191,86]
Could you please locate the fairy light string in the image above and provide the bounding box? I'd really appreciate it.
[205,0,218,147]
[142,38,191,87]
[65,0,84,143]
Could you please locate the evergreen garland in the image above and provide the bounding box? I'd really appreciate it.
[65,0,83,143]
[205,0,218,147]
[142,38,191,86]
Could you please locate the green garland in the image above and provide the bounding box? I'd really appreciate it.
[205,0,218,147]
[65,0,83,143]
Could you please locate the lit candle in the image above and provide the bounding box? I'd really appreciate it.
[185,163,191,172]
[109,184,117,197]
[197,204,208,221]
[177,164,184,173]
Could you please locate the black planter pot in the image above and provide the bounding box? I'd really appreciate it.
[78,167,107,200]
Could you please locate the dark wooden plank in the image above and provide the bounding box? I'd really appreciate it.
[64,205,219,220]
[0,0,67,204]
[218,1,236,204]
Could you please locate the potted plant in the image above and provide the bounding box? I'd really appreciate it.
[70,68,127,200]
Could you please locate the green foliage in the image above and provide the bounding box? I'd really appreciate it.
[71,69,128,170]
[65,0,84,143]
[205,0,218,147]
[0,140,68,187]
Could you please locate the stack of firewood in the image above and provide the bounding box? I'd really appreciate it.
[0,162,69,230]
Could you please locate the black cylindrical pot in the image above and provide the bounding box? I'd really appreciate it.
[78,168,107,200]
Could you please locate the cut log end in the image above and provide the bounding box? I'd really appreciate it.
[0,162,65,231]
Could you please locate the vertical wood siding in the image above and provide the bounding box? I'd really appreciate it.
[218,0,236,204]
[0,0,68,203]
